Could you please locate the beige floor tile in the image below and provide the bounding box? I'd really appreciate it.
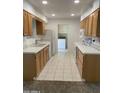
[63,75,73,81]
[54,74,64,81]
[36,50,82,81]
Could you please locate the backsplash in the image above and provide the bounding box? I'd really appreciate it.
[79,29,100,50]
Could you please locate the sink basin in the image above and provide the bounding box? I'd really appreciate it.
[31,44,46,47]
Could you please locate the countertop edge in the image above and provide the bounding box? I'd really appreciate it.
[75,43,100,55]
[23,43,49,54]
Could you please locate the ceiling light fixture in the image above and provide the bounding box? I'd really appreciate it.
[71,14,75,16]
[42,0,48,5]
[52,14,55,16]
[74,0,80,4]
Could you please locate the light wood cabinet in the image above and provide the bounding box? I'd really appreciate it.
[43,46,49,65]
[92,9,100,37]
[23,46,49,81]
[76,47,100,82]
[80,8,100,37]
[36,52,41,76]
[23,10,32,36]
[23,11,29,35]
[40,50,44,70]
[87,15,93,36]
[85,17,89,36]
[36,20,45,35]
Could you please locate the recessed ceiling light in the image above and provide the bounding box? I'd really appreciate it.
[74,0,80,4]
[52,14,55,16]
[42,0,48,5]
[71,14,75,16]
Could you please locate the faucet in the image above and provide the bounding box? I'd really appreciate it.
[35,40,38,45]
[35,39,41,45]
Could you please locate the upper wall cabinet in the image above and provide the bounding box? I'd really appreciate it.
[23,10,33,36]
[92,9,100,37]
[80,8,100,37]
[36,20,45,35]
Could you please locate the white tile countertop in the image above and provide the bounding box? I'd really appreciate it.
[23,42,50,54]
[75,42,100,54]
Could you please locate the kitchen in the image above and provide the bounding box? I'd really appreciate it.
[23,0,100,93]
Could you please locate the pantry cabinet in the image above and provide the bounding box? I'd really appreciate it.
[23,10,32,36]
[76,47,100,82]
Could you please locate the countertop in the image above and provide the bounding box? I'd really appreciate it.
[23,42,50,54]
[75,42,100,54]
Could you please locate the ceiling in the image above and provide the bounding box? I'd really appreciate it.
[26,0,97,19]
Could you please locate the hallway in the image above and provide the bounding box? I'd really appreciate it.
[36,51,82,81]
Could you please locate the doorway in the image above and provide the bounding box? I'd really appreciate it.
[58,24,68,52]
[58,33,67,52]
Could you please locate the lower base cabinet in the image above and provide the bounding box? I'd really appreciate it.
[23,46,49,81]
[76,47,100,82]
[43,46,49,66]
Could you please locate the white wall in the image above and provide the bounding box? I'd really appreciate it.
[46,18,80,54]
[23,0,48,23]
[58,24,69,33]
[80,0,99,21]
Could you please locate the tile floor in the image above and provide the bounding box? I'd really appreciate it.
[36,50,83,81]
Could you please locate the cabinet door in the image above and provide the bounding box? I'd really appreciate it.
[36,20,45,35]
[42,23,45,34]
[40,50,44,70]
[76,47,78,64]
[43,48,47,66]
[92,10,99,37]
[36,52,41,76]
[28,13,32,36]
[23,11,29,35]
[46,46,49,62]
[84,18,89,36]
[87,15,93,36]
[96,10,100,37]
[43,46,49,65]
[23,10,32,36]
[77,58,82,77]
[80,20,83,29]
[78,50,83,64]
